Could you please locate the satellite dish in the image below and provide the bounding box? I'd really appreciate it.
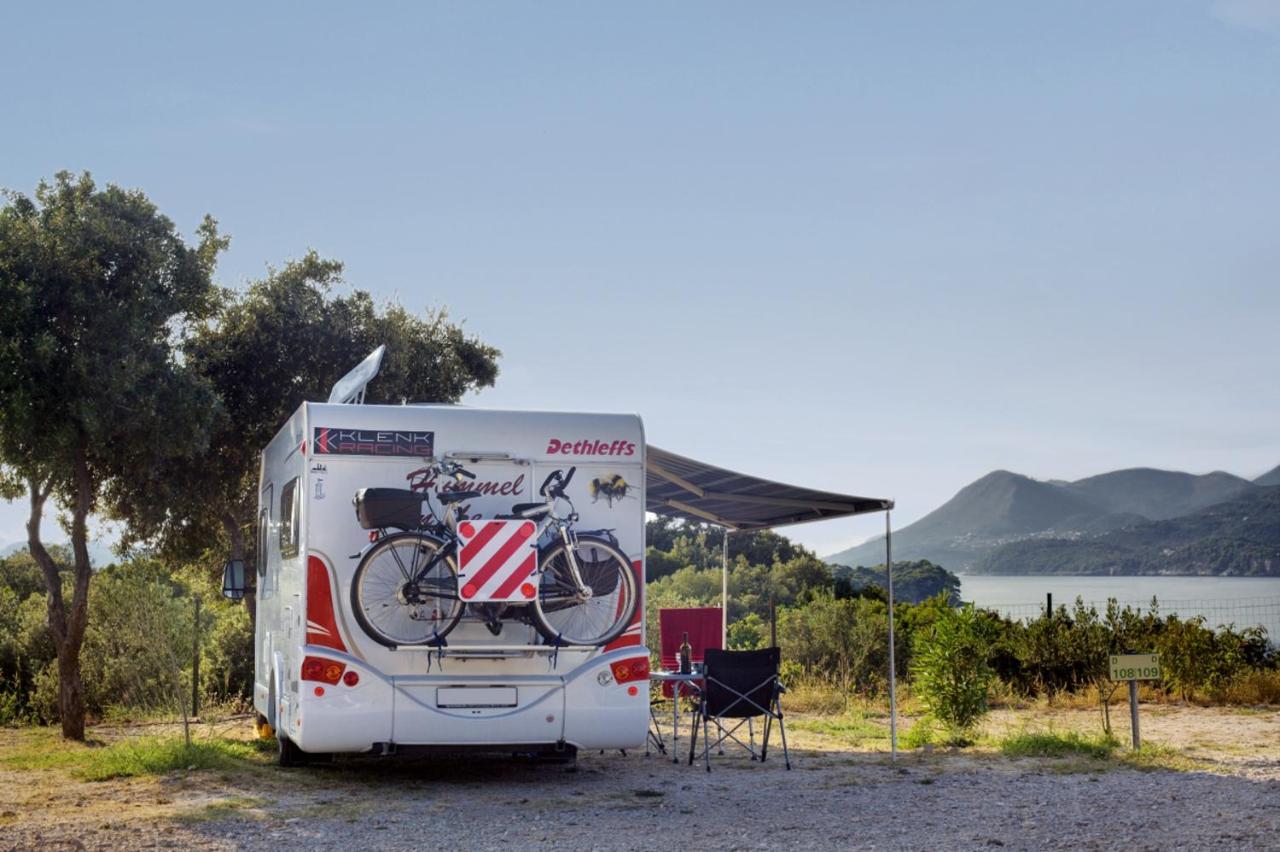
[327,344,386,404]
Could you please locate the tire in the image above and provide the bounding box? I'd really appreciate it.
[351,532,464,647]
[531,535,638,646]
[278,734,308,767]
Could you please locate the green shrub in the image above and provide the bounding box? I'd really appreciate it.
[902,716,936,748]
[30,662,60,724]
[1000,730,1117,759]
[778,593,891,695]
[727,613,765,650]
[910,605,994,736]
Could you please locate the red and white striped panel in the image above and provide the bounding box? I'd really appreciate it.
[456,519,539,603]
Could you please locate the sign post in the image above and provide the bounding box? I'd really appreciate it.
[1109,653,1160,748]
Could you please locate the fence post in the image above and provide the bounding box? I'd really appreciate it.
[192,594,201,718]
[1128,678,1140,748]
[769,591,777,647]
[1046,592,1052,615]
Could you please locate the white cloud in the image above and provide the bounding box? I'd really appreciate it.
[1212,0,1280,32]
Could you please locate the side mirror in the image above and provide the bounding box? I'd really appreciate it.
[221,559,247,601]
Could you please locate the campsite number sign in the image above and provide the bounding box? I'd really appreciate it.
[1109,654,1161,682]
[1110,653,1160,749]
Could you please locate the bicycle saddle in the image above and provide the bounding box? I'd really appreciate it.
[509,502,551,518]
[437,490,482,505]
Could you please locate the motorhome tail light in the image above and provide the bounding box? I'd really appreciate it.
[343,670,360,687]
[609,657,650,685]
[301,656,346,685]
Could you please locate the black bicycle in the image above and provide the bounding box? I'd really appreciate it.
[349,461,638,648]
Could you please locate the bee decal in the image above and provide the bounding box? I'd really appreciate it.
[589,473,633,507]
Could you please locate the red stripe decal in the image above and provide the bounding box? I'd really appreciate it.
[306,555,347,652]
[492,552,538,599]
[460,520,504,565]
[604,559,644,652]
[467,524,535,590]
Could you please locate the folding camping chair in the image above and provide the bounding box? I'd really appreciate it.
[687,647,790,772]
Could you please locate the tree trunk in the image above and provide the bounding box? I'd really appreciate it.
[25,445,97,741]
[56,644,87,740]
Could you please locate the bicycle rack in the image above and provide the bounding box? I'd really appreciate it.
[389,643,590,671]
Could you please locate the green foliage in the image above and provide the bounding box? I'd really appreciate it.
[79,563,193,715]
[910,605,995,736]
[0,555,253,723]
[778,594,890,694]
[1006,601,1109,696]
[1157,616,1267,700]
[727,613,765,650]
[0,171,223,489]
[74,736,264,781]
[0,547,65,601]
[831,560,961,605]
[902,717,937,748]
[999,730,1118,759]
[0,171,225,738]
[120,251,501,567]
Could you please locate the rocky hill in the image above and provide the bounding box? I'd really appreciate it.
[824,464,1271,572]
[973,486,1280,576]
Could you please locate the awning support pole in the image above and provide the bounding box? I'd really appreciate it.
[886,510,897,762]
[722,531,730,646]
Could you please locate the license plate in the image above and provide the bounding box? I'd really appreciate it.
[435,686,518,708]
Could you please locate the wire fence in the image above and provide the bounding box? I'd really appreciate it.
[986,597,1280,645]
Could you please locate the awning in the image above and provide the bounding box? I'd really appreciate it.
[645,445,892,531]
[643,443,901,761]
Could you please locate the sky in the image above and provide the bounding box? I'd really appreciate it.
[2,1,1279,557]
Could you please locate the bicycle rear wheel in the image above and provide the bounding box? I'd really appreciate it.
[351,532,463,647]
[531,535,638,646]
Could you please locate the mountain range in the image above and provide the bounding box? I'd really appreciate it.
[824,464,1280,576]
[0,539,117,566]
[975,486,1280,577]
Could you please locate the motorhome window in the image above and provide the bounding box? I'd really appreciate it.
[280,478,300,557]
[257,486,272,577]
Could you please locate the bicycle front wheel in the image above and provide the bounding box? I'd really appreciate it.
[531,535,638,646]
[351,532,463,647]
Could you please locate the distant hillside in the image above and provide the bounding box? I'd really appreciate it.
[1065,468,1255,520]
[0,540,117,566]
[973,487,1280,576]
[823,465,1269,572]
[824,470,1129,570]
[1257,465,1280,488]
[830,560,961,604]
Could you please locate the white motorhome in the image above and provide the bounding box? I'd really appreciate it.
[231,387,649,765]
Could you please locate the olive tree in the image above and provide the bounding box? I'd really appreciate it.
[115,252,501,604]
[0,172,224,739]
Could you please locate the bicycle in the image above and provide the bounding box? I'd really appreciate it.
[349,461,638,648]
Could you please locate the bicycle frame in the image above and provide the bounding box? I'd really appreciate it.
[401,466,592,604]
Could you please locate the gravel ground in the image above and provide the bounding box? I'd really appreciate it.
[3,707,1279,851]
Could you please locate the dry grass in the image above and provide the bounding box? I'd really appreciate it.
[1218,669,1280,705]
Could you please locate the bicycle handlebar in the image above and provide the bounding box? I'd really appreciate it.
[429,459,474,480]
[539,466,577,499]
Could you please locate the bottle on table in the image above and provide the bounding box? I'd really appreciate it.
[679,631,693,675]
